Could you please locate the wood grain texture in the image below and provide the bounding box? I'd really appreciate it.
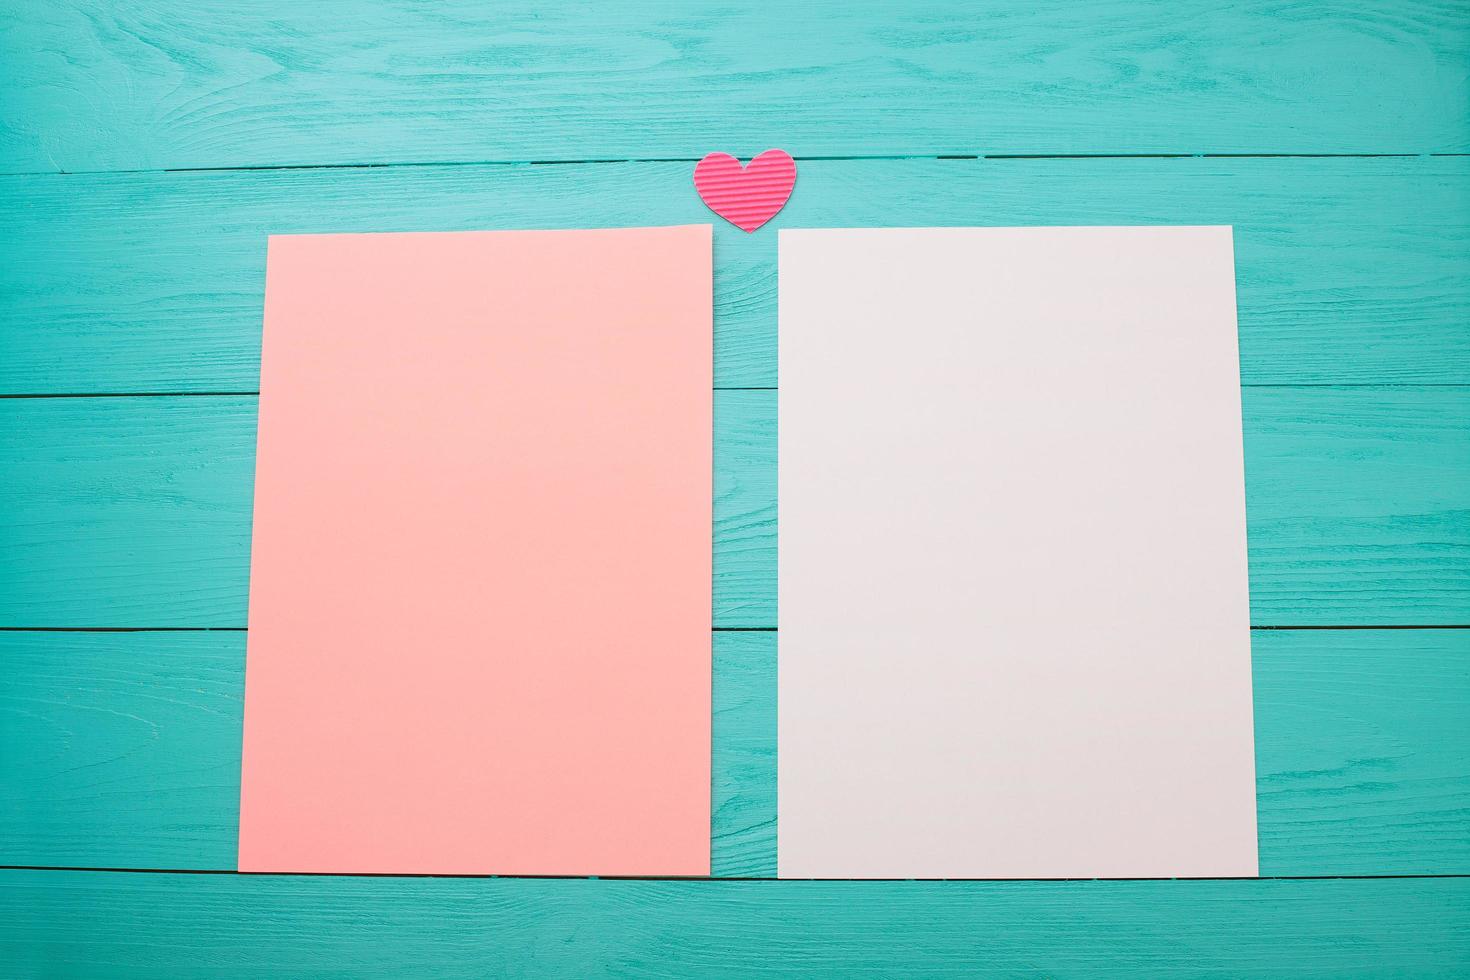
[2,0,1467,966]
[2,628,1465,877]
[1251,628,1470,875]
[2,388,1467,629]
[1245,387,1470,625]
[2,0,1467,174]
[1,871,1467,977]
[2,157,1467,393]
[0,632,245,871]
[0,391,777,627]
[0,631,777,877]
[711,632,775,877]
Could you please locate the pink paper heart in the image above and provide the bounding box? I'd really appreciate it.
[693,149,797,232]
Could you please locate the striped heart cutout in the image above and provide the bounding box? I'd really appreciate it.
[693,149,797,232]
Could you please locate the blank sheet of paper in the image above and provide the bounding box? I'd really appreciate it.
[778,227,1257,879]
[239,225,712,875]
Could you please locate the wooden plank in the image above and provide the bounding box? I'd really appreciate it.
[0,390,776,626]
[711,632,775,878]
[2,1,1466,174]
[1251,628,1470,875]
[1,388,1466,629]
[1245,387,1470,625]
[2,629,1465,876]
[0,397,260,629]
[1,157,1467,393]
[1,871,1466,977]
[0,632,245,872]
[0,631,777,877]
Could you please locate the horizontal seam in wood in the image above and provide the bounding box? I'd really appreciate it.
[1,384,1466,399]
[0,865,1465,882]
[2,152,1464,180]
[2,625,1466,633]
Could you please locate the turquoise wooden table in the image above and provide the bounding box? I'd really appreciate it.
[2,2,1468,976]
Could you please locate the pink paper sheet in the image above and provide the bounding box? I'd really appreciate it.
[238,225,713,875]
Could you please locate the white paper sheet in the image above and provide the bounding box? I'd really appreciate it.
[777,227,1257,879]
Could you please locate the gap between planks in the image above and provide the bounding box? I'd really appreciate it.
[7,151,1470,180]
[1,384,1467,399]
[0,626,1466,632]
[1,865,1466,883]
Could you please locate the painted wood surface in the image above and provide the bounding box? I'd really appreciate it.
[2,1,1468,973]
[0,631,776,878]
[3,157,1467,393]
[2,388,1467,629]
[2,871,1467,978]
[3,0,1467,174]
[2,629,1466,878]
